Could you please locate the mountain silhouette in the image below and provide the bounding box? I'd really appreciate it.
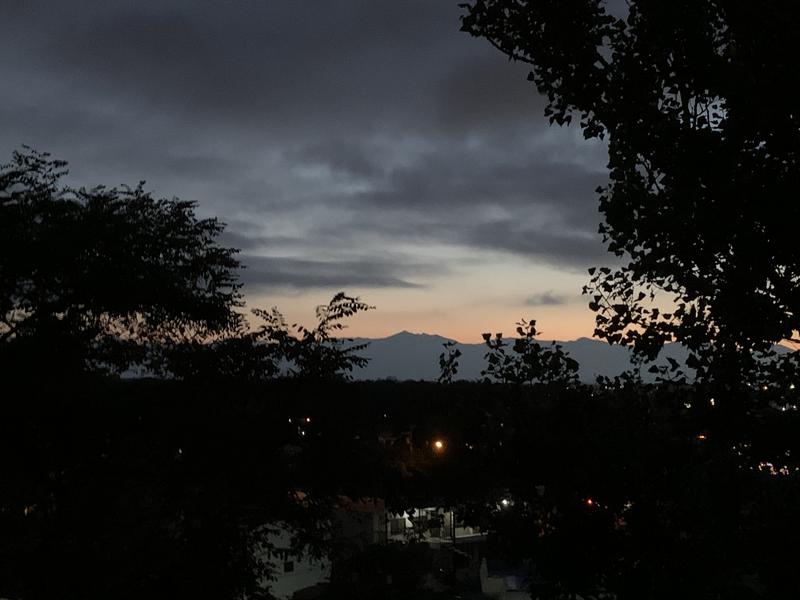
[347,331,694,382]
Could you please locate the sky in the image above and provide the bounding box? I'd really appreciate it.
[1,0,614,342]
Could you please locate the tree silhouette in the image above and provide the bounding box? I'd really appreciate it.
[481,318,579,384]
[437,340,462,383]
[163,293,374,382]
[0,147,242,378]
[281,292,374,380]
[460,1,800,385]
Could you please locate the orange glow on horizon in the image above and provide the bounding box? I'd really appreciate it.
[334,304,600,343]
[244,284,601,343]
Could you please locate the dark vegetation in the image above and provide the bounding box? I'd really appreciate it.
[3,1,800,597]
[3,378,800,599]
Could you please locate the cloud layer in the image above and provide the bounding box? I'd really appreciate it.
[1,0,612,334]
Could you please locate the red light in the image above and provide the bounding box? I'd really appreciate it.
[586,498,594,507]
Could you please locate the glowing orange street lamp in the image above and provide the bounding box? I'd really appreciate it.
[433,439,445,453]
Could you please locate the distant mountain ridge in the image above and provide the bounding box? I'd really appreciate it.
[347,331,692,382]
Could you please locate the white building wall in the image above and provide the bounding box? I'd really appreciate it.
[256,526,330,600]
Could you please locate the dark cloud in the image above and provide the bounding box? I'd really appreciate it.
[525,291,570,306]
[456,220,608,270]
[435,54,546,132]
[291,140,385,179]
[1,0,612,293]
[217,231,275,253]
[239,254,444,292]
[344,149,606,229]
[5,0,459,135]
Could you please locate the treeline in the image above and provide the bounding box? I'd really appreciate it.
[2,378,800,599]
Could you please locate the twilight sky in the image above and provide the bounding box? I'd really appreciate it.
[1,0,614,342]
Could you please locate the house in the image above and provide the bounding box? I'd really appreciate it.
[254,524,331,600]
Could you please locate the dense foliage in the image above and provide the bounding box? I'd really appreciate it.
[0,148,374,384]
[0,147,242,377]
[480,319,579,384]
[164,292,374,382]
[3,379,800,599]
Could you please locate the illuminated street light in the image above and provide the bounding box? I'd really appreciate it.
[433,439,445,453]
